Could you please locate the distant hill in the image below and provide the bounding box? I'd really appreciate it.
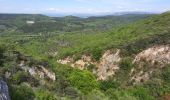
[44,14,153,33]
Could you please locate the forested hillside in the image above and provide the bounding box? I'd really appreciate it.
[0,13,152,34]
[0,12,170,100]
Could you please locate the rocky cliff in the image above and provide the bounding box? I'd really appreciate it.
[58,45,170,83]
[130,45,170,84]
[58,49,121,80]
[19,60,56,81]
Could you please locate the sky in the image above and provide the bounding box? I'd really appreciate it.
[0,0,170,14]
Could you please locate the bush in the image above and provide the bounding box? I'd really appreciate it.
[0,46,5,66]
[11,71,30,84]
[119,57,133,71]
[106,89,137,100]
[144,79,165,98]
[161,64,170,83]
[116,57,134,82]
[91,48,102,61]
[130,86,154,100]
[144,65,170,98]
[100,80,120,91]
[68,70,99,94]
[86,90,109,100]
[10,83,35,100]
[64,87,82,99]
[35,89,59,100]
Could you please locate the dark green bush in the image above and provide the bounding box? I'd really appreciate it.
[100,80,120,91]
[116,57,134,82]
[130,86,154,100]
[161,64,170,83]
[105,89,137,100]
[91,48,102,61]
[11,71,30,84]
[0,46,5,66]
[119,57,133,70]
[86,90,109,100]
[10,84,35,100]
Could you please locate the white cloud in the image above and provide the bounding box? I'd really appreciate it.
[44,7,114,14]
[1,0,170,14]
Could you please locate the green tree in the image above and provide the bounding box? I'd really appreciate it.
[0,46,5,66]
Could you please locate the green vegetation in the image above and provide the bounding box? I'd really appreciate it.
[35,89,59,100]
[68,70,99,94]
[1,12,169,61]
[116,57,134,83]
[10,83,35,100]
[0,11,170,100]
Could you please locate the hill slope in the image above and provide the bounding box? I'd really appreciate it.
[0,12,170,100]
[0,13,152,34]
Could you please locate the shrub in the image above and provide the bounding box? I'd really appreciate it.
[86,90,109,100]
[91,48,102,61]
[11,71,30,84]
[64,87,82,99]
[119,57,133,71]
[100,80,120,91]
[116,57,134,82]
[0,46,5,66]
[35,89,59,100]
[10,83,35,100]
[161,64,170,83]
[68,70,99,94]
[106,89,137,100]
[130,86,154,100]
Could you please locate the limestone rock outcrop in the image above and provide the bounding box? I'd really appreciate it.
[57,49,121,80]
[97,50,121,80]
[19,61,56,81]
[133,45,170,65]
[131,45,170,84]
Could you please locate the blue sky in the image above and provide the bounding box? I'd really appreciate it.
[0,0,170,14]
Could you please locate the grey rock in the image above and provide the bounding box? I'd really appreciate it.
[0,80,10,100]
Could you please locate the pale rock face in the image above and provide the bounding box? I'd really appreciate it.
[19,61,56,81]
[57,55,94,70]
[133,45,170,65]
[131,45,170,84]
[28,67,36,76]
[97,50,121,80]
[57,49,121,80]
[40,66,56,81]
[72,55,94,70]
[58,57,74,65]
[73,60,87,70]
[5,72,11,79]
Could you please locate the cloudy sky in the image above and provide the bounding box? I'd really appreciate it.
[0,0,170,14]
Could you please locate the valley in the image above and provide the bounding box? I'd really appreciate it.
[0,11,170,100]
